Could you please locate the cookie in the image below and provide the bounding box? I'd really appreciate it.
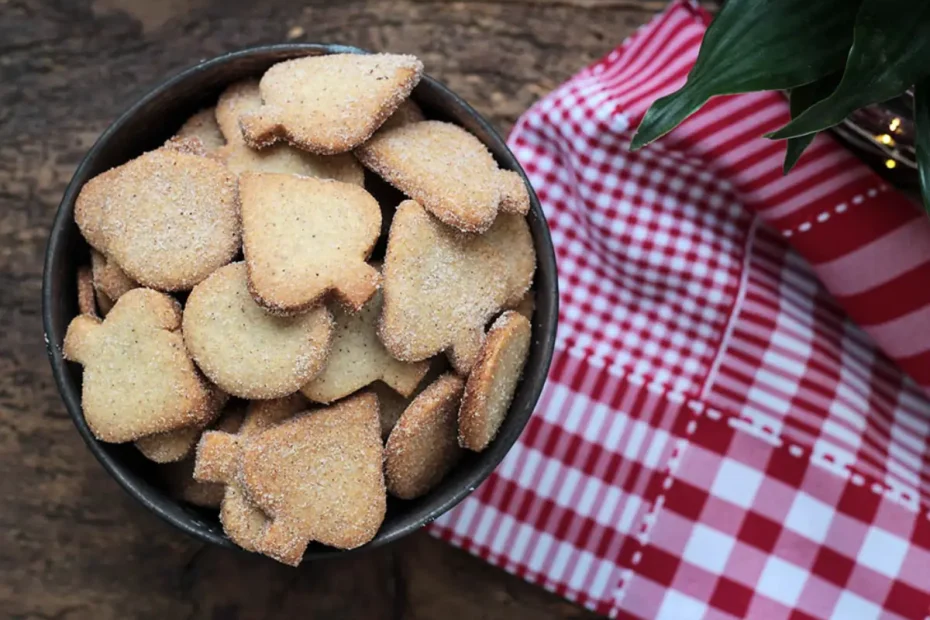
[74,139,239,291]
[96,289,114,316]
[77,266,97,317]
[384,373,465,499]
[380,200,535,374]
[62,288,223,443]
[301,287,429,404]
[240,173,381,314]
[183,262,334,399]
[197,392,385,565]
[135,389,229,463]
[214,394,309,552]
[90,249,137,303]
[356,121,530,233]
[165,405,246,508]
[370,382,409,440]
[378,98,426,133]
[240,53,423,155]
[515,290,535,321]
[136,428,201,463]
[213,80,363,185]
[175,107,226,152]
[458,311,531,451]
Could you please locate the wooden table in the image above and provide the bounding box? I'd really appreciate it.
[0,1,671,617]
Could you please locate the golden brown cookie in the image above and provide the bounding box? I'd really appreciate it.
[384,373,465,499]
[96,289,114,316]
[196,392,385,564]
[356,121,530,233]
[165,405,246,508]
[380,200,535,375]
[240,53,423,154]
[370,382,409,440]
[183,262,334,399]
[62,288,222,443]
[378,98,426,132]
[77,266,97,317]
[458,311,531,451]
[135,389,230,463]
[74,140,239,291]
[90,249,137,303]
[175,107,226,152]
[240,173,381,314]
[514,290,535,321]
[135,427,202,463]
[213,80,364,184]
[301,288,429,404]
[215,394,309,552]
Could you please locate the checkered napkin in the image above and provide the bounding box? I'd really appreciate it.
[428,2,930,618]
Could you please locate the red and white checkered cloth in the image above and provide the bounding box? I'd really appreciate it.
[428,2,930,618]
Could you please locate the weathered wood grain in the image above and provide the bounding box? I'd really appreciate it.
[0,0,670,617]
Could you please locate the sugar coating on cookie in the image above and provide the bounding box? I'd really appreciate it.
[74,141,239,291]
[166,405,245,508]
[183,262,334,399]
[384,374,464,499]
[213,80,364,184]
[175,107,226,152]
[197,392,385,565]
[356,121,529,233]
[380,200,536,375]
[135,389,229,463]
[240,173,381,314]
[458,311,532,451]
[301,288,429,404]
[77,266,97,317]
[63,288,223,443]
[135,426,203,463]
[217,394,309,552]
[240,53,423,154]
[90,249,137,302]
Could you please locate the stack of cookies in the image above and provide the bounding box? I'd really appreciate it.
[65,52,536,566]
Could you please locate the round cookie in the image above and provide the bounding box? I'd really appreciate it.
[384,374,465,499]
[458,311,532,451]
[183,262,334,399]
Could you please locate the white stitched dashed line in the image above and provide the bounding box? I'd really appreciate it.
[780,185,888,237]
[687,401,705,414]
[788,445,804,457]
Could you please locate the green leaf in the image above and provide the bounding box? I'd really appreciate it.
[783,72,844,173]
[916,78,930,215]
[768,0,930,140]
[630,0,858,151]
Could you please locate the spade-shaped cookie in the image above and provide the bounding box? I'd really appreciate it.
[380,200,536,375]
[241,53,423,154]
[196,392,385,565]
[240,172,382,314]
[356,120,530,233]
[211,79,364,184]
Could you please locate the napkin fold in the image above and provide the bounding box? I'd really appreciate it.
[429,2,930,618]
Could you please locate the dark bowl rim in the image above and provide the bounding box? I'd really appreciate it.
[42,43,559,558]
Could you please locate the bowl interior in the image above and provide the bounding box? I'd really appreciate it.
[43,44,558,560]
